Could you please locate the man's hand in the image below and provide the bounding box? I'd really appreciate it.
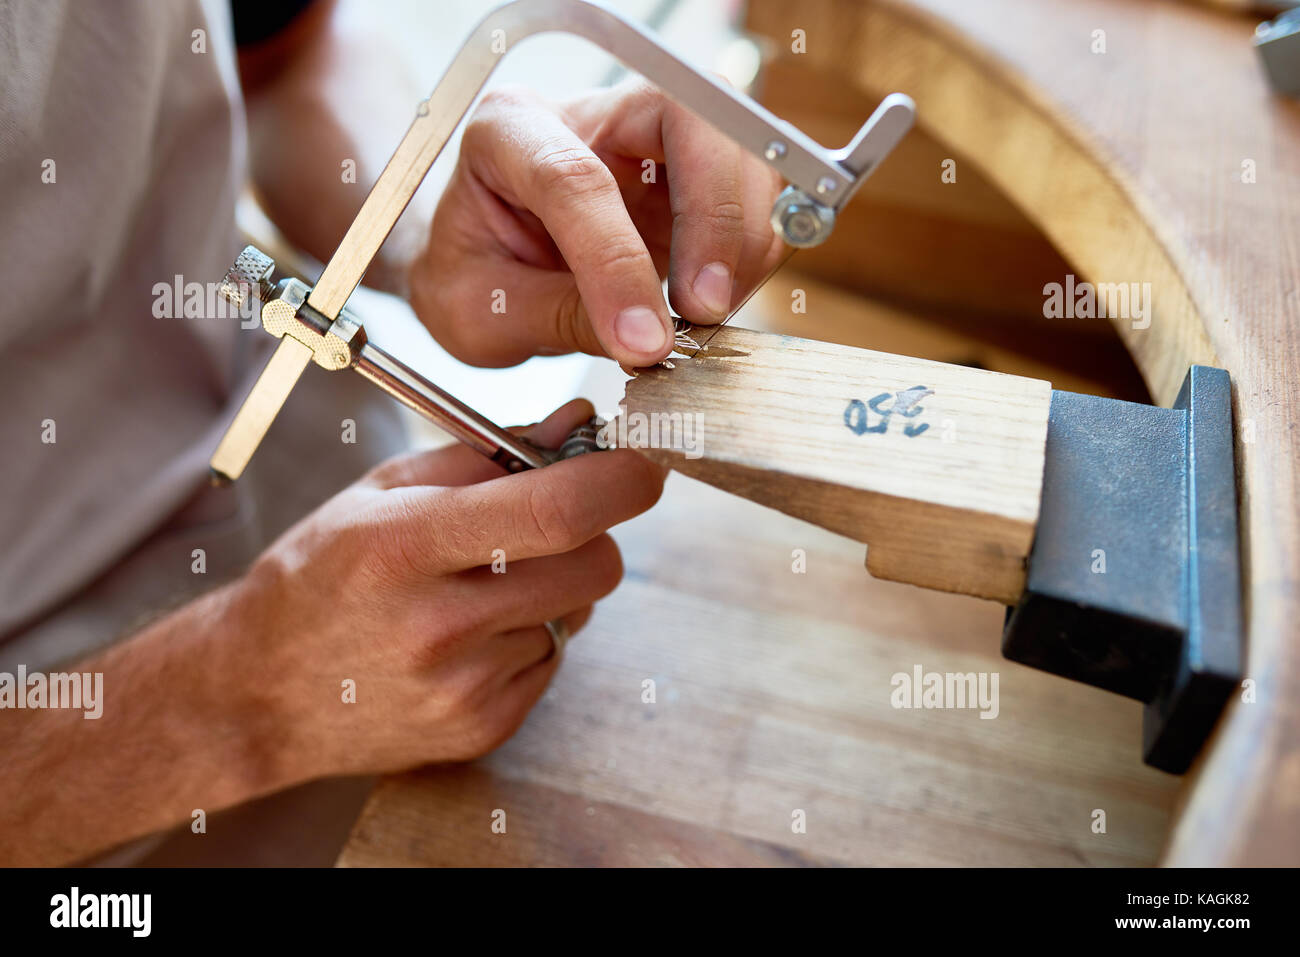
[0,401,664,865]
[411,81,787,369]
[250,400,664,780]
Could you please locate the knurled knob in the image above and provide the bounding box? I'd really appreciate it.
[220,245,277,309]
[554,416,608,459]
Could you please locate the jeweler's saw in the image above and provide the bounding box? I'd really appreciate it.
[209,0,914,482]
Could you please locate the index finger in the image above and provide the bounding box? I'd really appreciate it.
[463,88,674,366]
[378,447,667,574]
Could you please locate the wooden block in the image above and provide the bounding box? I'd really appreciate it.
[619,326,1052,602]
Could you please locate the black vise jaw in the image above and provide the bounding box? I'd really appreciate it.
[1002,366,1243,774]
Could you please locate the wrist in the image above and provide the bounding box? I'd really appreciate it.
[189,571,304,799]
[0,576,299,864]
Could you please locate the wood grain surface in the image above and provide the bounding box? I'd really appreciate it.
[340,471,1177,867]
[744,0,1300,864]
[620,326,1051,602]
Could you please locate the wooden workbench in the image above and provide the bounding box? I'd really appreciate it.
[340,465,1177,866]
[338,0,1299,866]
[338,277,1177,867]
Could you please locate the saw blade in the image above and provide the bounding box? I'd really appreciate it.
[666,244,800,362]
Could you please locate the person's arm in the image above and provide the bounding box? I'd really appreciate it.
[0,405,664,866]
[2,582,279,865]
[236,0,431,297]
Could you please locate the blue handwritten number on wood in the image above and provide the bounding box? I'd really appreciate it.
[844,397,884,435]
[843,386,933,438]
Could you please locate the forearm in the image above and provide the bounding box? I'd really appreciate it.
[241,0,433,297]
[0,580,285,866]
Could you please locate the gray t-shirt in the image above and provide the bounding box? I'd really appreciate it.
[0,0,404,670]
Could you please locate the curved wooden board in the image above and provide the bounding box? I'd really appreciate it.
[747,0,1300,864]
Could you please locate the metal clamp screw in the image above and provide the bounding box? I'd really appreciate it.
[770,186,837,248]
[220,246,276,309]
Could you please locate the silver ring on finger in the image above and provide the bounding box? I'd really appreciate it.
[543,617,570,660]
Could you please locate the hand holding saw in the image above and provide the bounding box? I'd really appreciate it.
[209,0,915,483]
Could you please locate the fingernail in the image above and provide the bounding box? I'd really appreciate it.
[692,262,732,318]
[614,306,669,356]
